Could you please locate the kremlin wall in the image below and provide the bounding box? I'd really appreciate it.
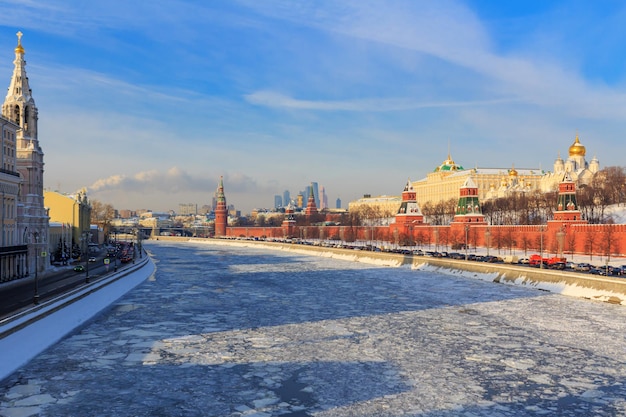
[214,136,626,262]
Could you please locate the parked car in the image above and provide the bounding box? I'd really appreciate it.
[574,263,593,272]
[597,266,621,276]
[518,258,530,264]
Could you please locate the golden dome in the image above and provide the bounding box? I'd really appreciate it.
[508,165,518,177]
[569,134,586,157]
[433,153,464,172]
[15,31,24,54]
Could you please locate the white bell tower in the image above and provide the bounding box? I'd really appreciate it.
[2,31,49,277]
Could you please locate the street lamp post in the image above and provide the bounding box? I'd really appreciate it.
[114,230,118,272]
[32,232,40,305]
[539,225,545,269]
[485,228,491,256]
[556,226,566,259]
[465,224,469,261]
[83,231,91,283]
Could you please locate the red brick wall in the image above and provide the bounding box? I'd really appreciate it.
[222,222,626,259]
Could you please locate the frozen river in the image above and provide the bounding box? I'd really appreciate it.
[1,240,626,417]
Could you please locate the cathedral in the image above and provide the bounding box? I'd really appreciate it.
[539,134,599,192]
[0,32,48,281]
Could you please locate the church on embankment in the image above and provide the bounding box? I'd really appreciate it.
[214,135,625,260]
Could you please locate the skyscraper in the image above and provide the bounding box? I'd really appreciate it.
[320,185,328,210]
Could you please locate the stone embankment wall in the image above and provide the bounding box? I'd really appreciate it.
[151,236,626,305]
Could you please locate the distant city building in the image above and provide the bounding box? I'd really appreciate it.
[274,195,282,209]
[283,190,291,207]
[336,198,341,209]
[118,210,135,219]
[227,205,238,218]
[199,204,212,215]
[139,211,173,230]
[320,185,328,210]
[178,203,197,215]
[297,193,304,208]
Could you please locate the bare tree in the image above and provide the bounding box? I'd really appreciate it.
[584,230,597,261]
[90,199,116,238]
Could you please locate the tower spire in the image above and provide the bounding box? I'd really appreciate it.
[4,31,38,140]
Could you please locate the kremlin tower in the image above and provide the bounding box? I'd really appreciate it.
[304,184,318,217]
[551,172,585,224]
[281,202,296,237]
[393,178,424,232]
[388,178,425,242]
[214,176,227,237]
[452,176,486,224]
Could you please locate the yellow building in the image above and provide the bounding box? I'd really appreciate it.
[44,189,91,252]
[412,154,543,205]
[348,194,402,222]
[412,135,598,206]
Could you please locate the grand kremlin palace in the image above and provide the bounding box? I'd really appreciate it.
[351,135,599,213]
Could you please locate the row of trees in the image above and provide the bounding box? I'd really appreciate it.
[426,166,626,226]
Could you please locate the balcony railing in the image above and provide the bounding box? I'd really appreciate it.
[0,244,28,255]
[0,168,19,177]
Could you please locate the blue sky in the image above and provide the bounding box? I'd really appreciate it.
[1,1,625,214]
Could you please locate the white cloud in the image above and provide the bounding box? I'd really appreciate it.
[88,167,208,194]
[245,90,518,111]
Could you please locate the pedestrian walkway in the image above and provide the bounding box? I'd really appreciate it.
[1,240,625,417]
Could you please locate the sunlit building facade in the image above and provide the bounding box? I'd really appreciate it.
[1,32,49,279]
[411,135,599,206]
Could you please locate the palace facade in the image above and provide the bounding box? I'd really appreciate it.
[411,135,599,206]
